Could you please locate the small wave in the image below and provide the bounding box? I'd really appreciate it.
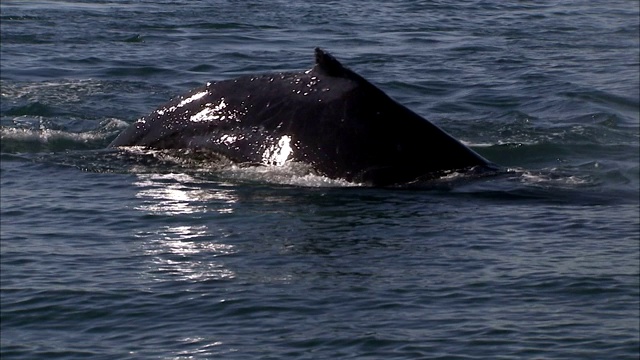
[218,163,361,188]
[116,147,360,188]
[25,143,596,192]
[563,90,640,115]
[112,148,509,189]
[509,167,592,187]
[1,79,106,104]
[463,110,638,149]
[0,118,127,153]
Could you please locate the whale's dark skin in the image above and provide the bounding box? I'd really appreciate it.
[109,48,495,185]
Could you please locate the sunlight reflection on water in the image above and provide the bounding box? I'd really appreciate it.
[133,173,238,283]
[133,173,238,215]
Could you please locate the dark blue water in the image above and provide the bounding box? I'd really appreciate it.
[1,1,639,359]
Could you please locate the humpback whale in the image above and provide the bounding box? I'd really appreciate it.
[109,48,494,185]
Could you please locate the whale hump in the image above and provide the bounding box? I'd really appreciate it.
[109,48,494,185]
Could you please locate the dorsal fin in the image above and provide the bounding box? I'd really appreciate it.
[314,47,347,77]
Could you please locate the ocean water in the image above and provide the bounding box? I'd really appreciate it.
[1,1,639,359]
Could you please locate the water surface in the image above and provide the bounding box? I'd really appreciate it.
[1,1,639,359]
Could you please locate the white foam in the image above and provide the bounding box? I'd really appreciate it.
[506,167,591,187]
[219,162,360,188]
[1,126,112,144]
